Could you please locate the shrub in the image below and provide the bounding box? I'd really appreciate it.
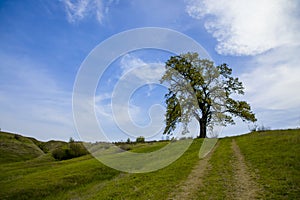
[136,136,145,143]
[52,147,69,160]
[52,141,89,161]
[69,142,89,157]
[14,134,21,140]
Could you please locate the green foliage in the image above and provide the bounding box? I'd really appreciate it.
[135,136,145,143]
[69,137,75,143]
[161,52,256,138]
[52,146,69,160]
[52,141,89,161]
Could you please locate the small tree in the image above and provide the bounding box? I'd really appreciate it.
[136,136,145,143]
[52,138,89,161]
[69,142,88,157]
[161,52,256,138]
[69,137,75,143]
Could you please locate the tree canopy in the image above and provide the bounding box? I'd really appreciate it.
[160,52,256,138]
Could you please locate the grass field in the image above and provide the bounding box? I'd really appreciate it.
[0,129,299,199]
[236,129,300,199]
[198,138,237,199]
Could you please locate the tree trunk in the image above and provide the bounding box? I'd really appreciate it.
[199,119,207,138]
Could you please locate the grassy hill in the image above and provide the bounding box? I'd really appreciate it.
[0,129,299,199]
[235,129,300,199]
[0,131,44,163]
[0,131,72,163]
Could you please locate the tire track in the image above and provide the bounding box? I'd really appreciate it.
[168,141,219,200]
[231,139,262,200]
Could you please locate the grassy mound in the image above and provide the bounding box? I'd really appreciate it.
[0,131,44,163]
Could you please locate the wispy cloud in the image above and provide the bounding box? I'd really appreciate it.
[223,44,300,133]
[185,0,300,55]
[0,53,75,141]
[120,54,165,82]
[184,0,300,134]
[241,45,300,110]
[61,0,117,24]
[94,54,166,141]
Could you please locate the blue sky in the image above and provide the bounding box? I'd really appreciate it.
[0,0,299,141]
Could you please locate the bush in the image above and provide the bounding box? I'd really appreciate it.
[14,134,21,140]
[52,147,69,160]
[69,142,89,157]
[52,142,89,161]
[136,136,145,143]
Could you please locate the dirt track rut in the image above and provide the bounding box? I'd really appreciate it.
[231,139,261,200]
[168,142,218,200]
[168,139,262,200]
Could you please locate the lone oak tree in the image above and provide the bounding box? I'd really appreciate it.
[160,52,256,138]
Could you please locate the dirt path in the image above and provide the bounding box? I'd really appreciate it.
[168,141,218,200]
[231,139,261,200]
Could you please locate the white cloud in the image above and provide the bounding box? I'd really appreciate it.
[120,54,165,82]
[241,45,300,110]
[232,44,300,133]
[185,0,300,55]
[95,92,111,103]
[61,0,117,23]
[185,0,300,131]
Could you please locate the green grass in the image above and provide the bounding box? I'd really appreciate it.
[0,131,44,163]
[1,129,299,199]
[0,154,120,199]
[235,129,300,199]
[128,141,169,153]
[0,137,203,200]
[197,138,236,199]
[43,140,68,152]
[82,139,203,200]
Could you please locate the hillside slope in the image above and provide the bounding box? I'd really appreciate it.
[0,129,299,199]
[0,131,44,163]
[236,129,300,199]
